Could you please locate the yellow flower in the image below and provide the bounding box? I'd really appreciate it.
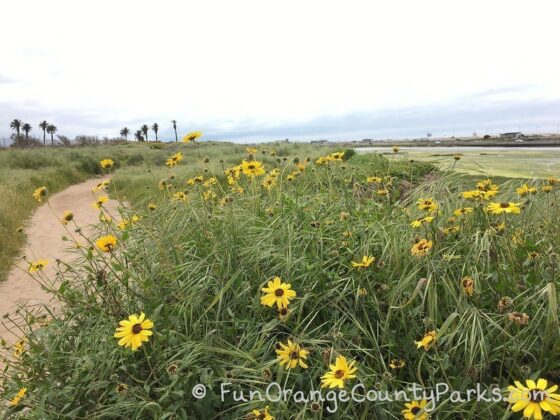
[411,239,433,257]
[93,195,109,209]
[250,406,274,420]
[9,387,27,406]
[389,358,406,369]
[392,146,400,153]
[320,355,358,389]
[95,235,117,252]
[476,179,499,192]
[415,330,436,350]
[148,203,156,211]
[516,184,537,197]
[402,399,430,420]
[92,180,110,192]
[100,158,114,169]
[187,176,204,185]
[260,277,296,309]
[182,130,202,143]
[262,176,277,190]
[330,151,345,161]
[417,198,438,213]
[117,220,130,230]
[507,378,560,419]
[461,276,474,297]
[29,259,48,273]
[99,213,112,223]
[158,179,169,190]
[173,191,188,202]
[410,216,434,228]
[61,210,74,225]
[275,340,309,369]
[454,207,473,217]
[114,312,154,351]
[442,225,460,235]
[165,152,183,168]
[351,255,375,268]
[462,189,496,200]
[453,154,462,161]
[376,188,389,196]
[32,186,48,202]
[246,147,257,155]
[486,202,521,215]
[202,189,217,201]
[542,185,553,193]
[241,160,266,177]
[367,176,383,184]
[13,339,26,358]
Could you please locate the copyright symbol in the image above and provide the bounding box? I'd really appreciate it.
[192,384,207,399]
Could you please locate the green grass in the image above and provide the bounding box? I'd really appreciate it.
[1,143,560,419]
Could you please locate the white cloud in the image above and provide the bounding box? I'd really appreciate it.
[1,0,559,140]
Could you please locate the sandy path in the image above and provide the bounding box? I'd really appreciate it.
[0,176,119,350]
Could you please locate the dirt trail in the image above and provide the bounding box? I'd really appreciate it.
[0,176,119,349]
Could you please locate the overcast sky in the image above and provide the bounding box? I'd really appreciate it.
[1,0,560,143]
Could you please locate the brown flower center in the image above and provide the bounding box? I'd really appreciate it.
[275,288,284,297]
[500,202,510,208]
[529,390,545,403]
[334,369,345,379]
[411,406,421,414]
[132,323,143,334]
[290,351,299,360]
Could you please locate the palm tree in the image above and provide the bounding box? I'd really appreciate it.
[172,120,178,142]
[39,120,49,146]
[10,119,22,137]
[141,124,149,142]
[152,123,159,142]
[46,124,57,145]
[135,130,144,142]
[22,123,32,139]
[120,127,129,140]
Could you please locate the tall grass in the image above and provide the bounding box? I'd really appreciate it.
[1,143,559,419]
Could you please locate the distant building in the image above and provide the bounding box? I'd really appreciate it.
[499,132,523,139]
[310,140,328,144]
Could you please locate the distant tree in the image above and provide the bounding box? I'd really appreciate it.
[135,130,144,142]
[152,123,159,141]
[10,119,22,137]
[22,123,32,139]
[120,127,130,140]
[172,120,178,142]
[46,124,57,145]
[141,124,149,142]
[39,120,49,146]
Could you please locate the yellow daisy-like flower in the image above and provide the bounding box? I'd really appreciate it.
[462,189,496,200]
[246,147,258,155]
[260,277,297,309]
[351,255,375,268]
[100,158,114,169]
[187,176,204,185]
[389,358,406,369]
[241,160,266,177]
[411,239,433,257]
[32,186,48,202]
[542,185,553,193]
[173,191,188,202]
[165,152,183,168]
[93,195,109,209]
[275,340,309,369]
[507,378,560,419]
[392,146,400,153]
[442,225,460,235]
[417,198,438,213]
[402,399,430,420]
[453,207,474,217]
[410,216,434,228]
[320,355,358,389]
[95,235,117,252]
[148,203,157,211]
[9,387,27,407]
[486,202,521,215]
[61,210,74,225]
[182,130,202,143]
[476,179,499,192]
[250,406,274,420]
[461,276,474,297]
[114,312,154,351]
[92,180,110,192]
[13,339,26,358]
[516,184,537,197]
[330,151,345,161]
[376,188,389,196]
[415,330,436,350]
[366,176,383,184]
[29,259,48,273]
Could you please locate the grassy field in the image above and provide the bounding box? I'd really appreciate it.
[1,143,560,419]
[356,147,560,178]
